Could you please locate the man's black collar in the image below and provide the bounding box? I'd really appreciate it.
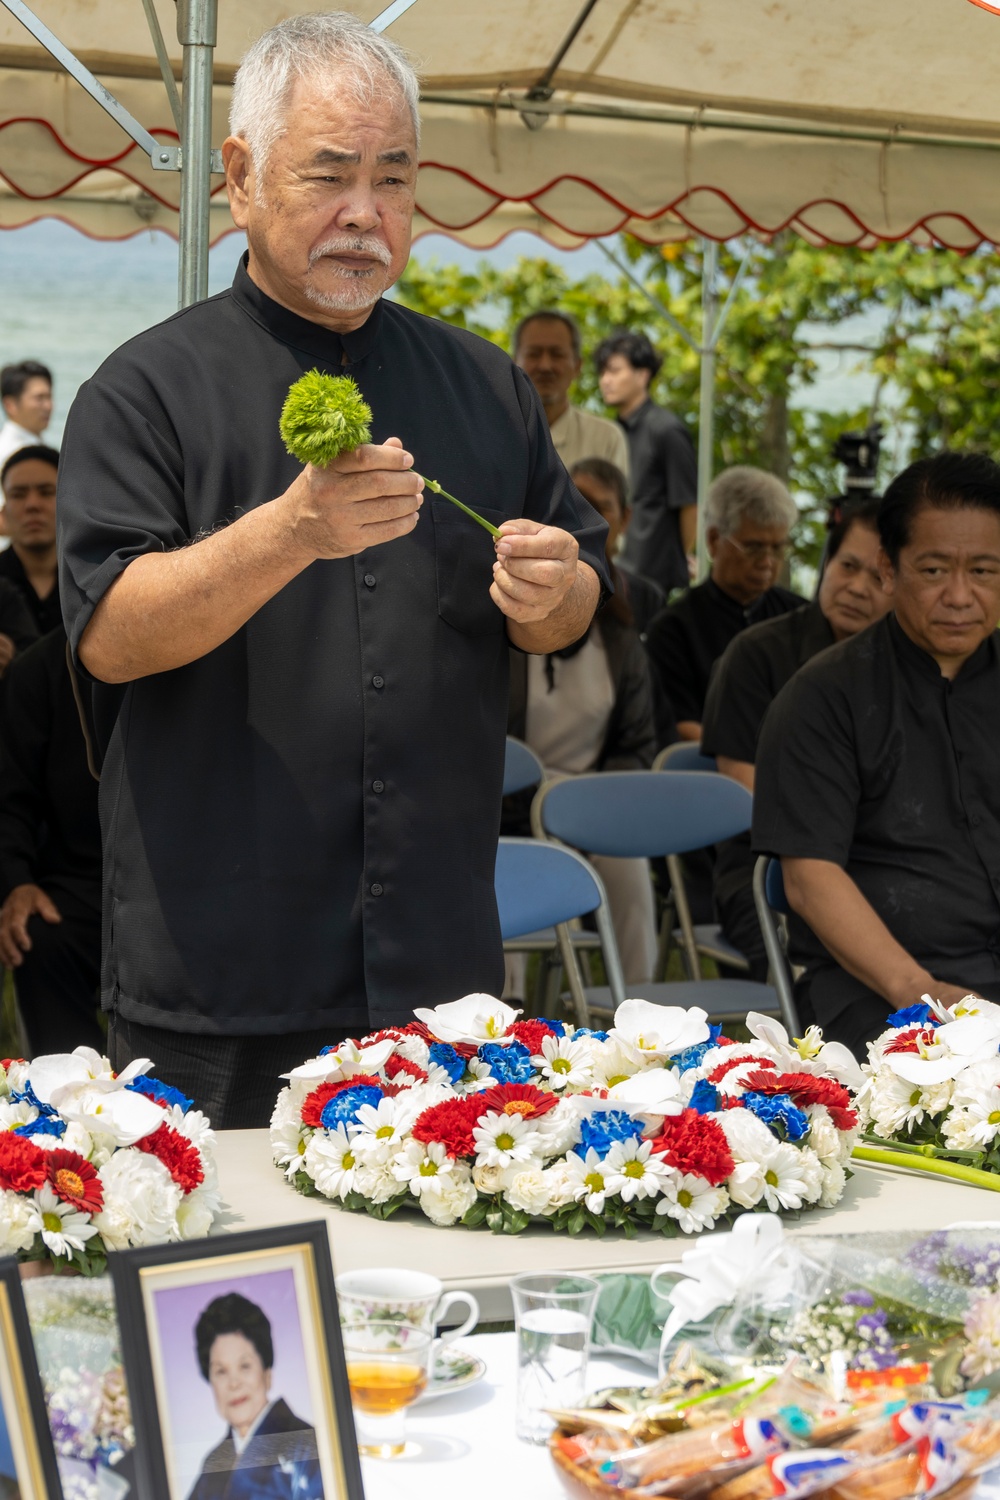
[888,610,997,683]
[231,253,384,365]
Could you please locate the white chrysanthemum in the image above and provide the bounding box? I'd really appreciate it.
[536,1095,589,1157]
[564,1147,614,1214]
[944,1061,1000,1147]
[758,1140,815,1211]
[603,1136,674,1202]
[962,1293,1000,1383]
[167,1103,215,1152]
[93,1150,182,1249]
[31,1183,99,1258]
[589,1041,643,1091]
[3,1060,29,1094]
[473,1110,543,1168]
[655,1173,729,1232]
[0,1099,36,1130]
[868,1069,950,1136]
[472,1161,514,1194]
[353,1159,403,1205]
[270,1089,308,1176]
[419,1169,478,1227]
[537,1034,595,1092]
[391,1139,460,1197]
[0,1188,37,1253]
[463,1058,496,1092]
[390,1035,431,1069]
[503,1165,554,1216]
[818,1158,847,1208]
[350,1096,417,1163]
[795,1146,824,1205]
[304,1126,360,1201]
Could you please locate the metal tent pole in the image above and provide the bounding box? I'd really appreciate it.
[177,0,218,308]
[695,238,719,579]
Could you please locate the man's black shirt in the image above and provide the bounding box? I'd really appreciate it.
[617,399,696,594]
[645,578,804,729]
[0,548,61,636]
[57,257,611,1037]
[753,614,1000,1028]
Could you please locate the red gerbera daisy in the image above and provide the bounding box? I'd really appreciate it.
[46,1149,103,1213]
[884,1027,936,1055]
[648,1109,735,1187]
[385,1055,428,1084]
[400,1021,436,1041]
[708,1054,776,1086]
[300,1075,382,1128]
[740,1070,858,1131]
[0,1133,47,1193]
[478,1082,558,1120]
[135,1123,205,1194]
[411,1097,482,1158]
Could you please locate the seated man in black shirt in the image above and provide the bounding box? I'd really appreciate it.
[753,453,1000,1056]
[645,466,803,743]
[0,446,62,636]
[702,499,889,978]
[0,628,102,1055]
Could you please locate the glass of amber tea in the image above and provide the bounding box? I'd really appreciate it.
[343,1320,433,1458]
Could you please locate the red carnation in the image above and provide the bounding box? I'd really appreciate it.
[46,1149,103,1213]
[506,1021,556,1057]
[708,1054,775,1086]
[478,1082,558,1120]
[1,1058,25,1070]
[136,1123,205,1194]
[300,1075,382,1128]
[411,1097,483,1158]
[0,1132,47,1193]
[648,1109,735,1187]
[385,1055,428,1084]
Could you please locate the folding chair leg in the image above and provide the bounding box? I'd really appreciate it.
[555,922,591,1030]
[666,854,702,982]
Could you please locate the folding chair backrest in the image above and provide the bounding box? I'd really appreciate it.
[533,770,752,859]
[764,856,790,915]
[654,742,718,774]
[494,837,602,938]
[503,736,545,796]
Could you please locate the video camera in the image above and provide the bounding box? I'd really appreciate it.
[826,422,883,528]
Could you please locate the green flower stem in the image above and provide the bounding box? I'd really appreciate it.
[852,1144,1000,1191]
[422,477,502,538]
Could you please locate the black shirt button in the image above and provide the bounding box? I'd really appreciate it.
[372,674,385,689]
[370,882,384,897]
[372,779,385,793]
[364,574,376,588]
[972,813,983,827]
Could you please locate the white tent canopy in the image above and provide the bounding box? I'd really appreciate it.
[2,0,1000,250]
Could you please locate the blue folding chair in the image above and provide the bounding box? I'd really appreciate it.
[531,771,794,1030]
[654,743,752,978]
[752,856,800,1034]
[503,736,544,796]
[495,837,625,1027]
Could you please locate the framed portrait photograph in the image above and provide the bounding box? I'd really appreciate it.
[110,1223,363,1500]
[0,1259,64,1500]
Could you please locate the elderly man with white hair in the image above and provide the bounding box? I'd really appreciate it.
[645,466,802,744]
[56,13,609,1126]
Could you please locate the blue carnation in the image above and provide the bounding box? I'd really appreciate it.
[572,1027,609,1043]
[14,1114,65,1140]
[320,1084,384,1130]
[574,1109,645,1160]
[477,1041,534,1085]
[887,1003,934,1029]
[10,1080,53,1115]
[670,1041,714,1072]
[741,1091,809,1142]
[429,1043,467,1085]
[688,1079,720,1115]
[534,1018,566,1036]
[128,1075,194,1113]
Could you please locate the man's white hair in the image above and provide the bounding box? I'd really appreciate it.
[230,12,421,171]
[704,465,798,536]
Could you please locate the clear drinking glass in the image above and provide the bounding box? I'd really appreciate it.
[510,1272,600,1444]
[343,1320,433,1459]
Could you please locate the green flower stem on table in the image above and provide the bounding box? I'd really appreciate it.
[852,1143,1000,1191]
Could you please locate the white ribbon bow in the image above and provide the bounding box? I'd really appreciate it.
[653,1213,786,1350]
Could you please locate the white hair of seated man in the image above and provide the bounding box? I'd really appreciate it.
[704,465,798,538]
[230,10,422,178]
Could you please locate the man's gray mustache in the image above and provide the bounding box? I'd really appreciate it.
[308,238,392,268]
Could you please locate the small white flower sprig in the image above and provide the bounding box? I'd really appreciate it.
[269,997,862,1237]
[855,995,1000,1192]
[0,1047,221,1273]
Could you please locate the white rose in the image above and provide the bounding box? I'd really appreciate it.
[420,1173,478,1227]
[818,1158,847,1208]
[727,1160,765,1208]
[472,1162,513,1195]
[0,1189,37,1254]
[537,1096,589,1157]
[504,1166,553,1217]
[540,1160,577,1210]
[175,1185,221,1239]
[93,1151,182,1249]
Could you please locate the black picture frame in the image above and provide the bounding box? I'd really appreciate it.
[0,1258,64,1500]
[110,1222,364,1500]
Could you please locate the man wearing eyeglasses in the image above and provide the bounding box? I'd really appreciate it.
[645,466,803,743]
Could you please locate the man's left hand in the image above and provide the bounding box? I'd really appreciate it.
[491,519,578,624]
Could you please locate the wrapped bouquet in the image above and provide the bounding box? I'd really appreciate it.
[270,997,862,1237]
[855,996,1000,1191]
[0,1046,221,1274]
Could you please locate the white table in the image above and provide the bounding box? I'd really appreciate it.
[358,1331,643,1499]
[214,1130,1000,1321]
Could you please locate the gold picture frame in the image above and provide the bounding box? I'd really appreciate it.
[0,1260,64,1500]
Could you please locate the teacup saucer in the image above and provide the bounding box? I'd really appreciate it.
[416,1344,487,1403]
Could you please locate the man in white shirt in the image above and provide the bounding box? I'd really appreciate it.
[514,312,630,479]
[0,361,53,470]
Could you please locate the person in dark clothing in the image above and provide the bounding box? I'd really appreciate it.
[645,466,803,743]
[596,329,697,595]
[56,16,609,1128]
[0,628,102,1055]
[753,453,1000,1057]
[0,446,61,636]
[569,459,666,635]
[701,501,889,978]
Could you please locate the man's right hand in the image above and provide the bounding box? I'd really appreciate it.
[280,436,424,561]
[0,883,61,968]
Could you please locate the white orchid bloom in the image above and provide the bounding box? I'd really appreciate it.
[948,995,1000,1023]
[934,1013,1000,1058]
[412,994,521,1046]
[27,1047,153,1107]
[281,1038,395,1084]
[609,999,709,1063]
[606,1066,685,1123]
[48,1081,163,1146]
[882,1031,965,1087]
[748,1012,865,1091]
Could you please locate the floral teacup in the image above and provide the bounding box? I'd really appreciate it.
[336,1268,478,1345]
